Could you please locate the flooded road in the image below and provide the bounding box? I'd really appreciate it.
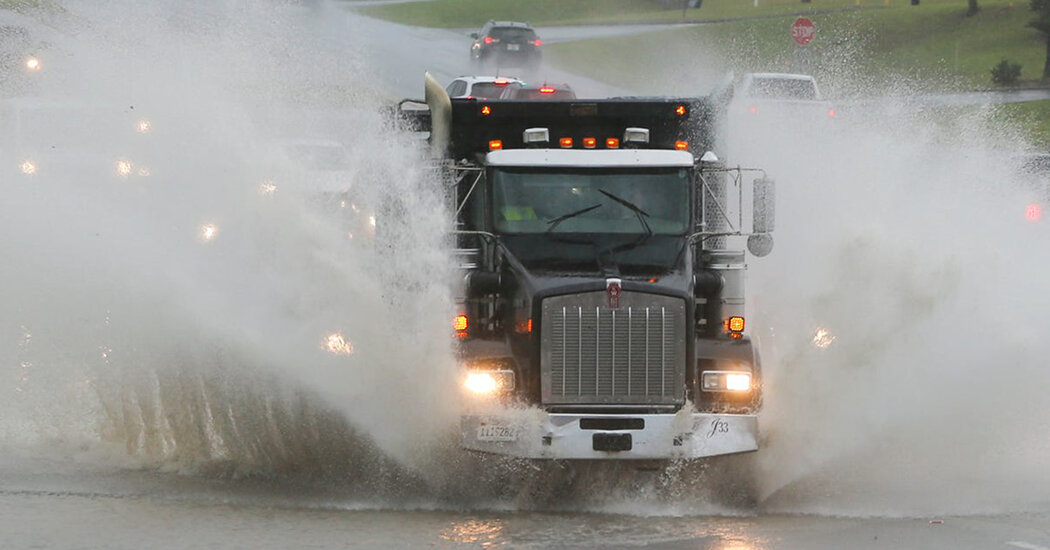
[4,452,1050,549]
[3,450,1049,550]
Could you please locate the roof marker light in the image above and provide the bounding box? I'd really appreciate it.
[675,140,689,151]
[623,127,650,145]
[488,140,503,151]
[582,137,596,149]
[606,137,620,149]
[559,137,573,148]
[523,127,550,145]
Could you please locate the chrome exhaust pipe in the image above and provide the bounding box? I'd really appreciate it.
[424,72,451,156]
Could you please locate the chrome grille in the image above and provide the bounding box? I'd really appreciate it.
[541,291,686,406]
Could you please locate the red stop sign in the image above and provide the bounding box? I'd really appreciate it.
[791,17,815,46]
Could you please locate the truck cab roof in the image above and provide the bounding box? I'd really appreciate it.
[486,148,694,168]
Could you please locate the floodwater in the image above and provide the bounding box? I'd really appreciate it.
[1,1,1049,548]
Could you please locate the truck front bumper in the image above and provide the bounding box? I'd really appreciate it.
[461,410,757,460]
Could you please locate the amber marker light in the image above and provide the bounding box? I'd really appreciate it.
[480,105,492,115]
[559,137,573,148]
[675,104,687,116]
[728,316,745,332]
[488,140,503,150]
[454,314,469,332]
[674,141,689,150]
[582,137,596,149]
[605,137,620,148]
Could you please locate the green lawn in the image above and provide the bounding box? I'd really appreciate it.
[352,0,1050,142]
[0,0,60,11]
[355,0,1047,90]
[541,0,1045,91]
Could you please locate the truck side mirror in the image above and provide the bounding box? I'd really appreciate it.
[749,177,775,257]
[747,234,774,257]
[752,177,775,233]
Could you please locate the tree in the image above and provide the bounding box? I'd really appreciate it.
[967,0,979,16]
[1032,0,1050,77]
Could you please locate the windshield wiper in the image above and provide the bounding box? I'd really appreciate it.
[598,188,652,236]
[546,203,602,233]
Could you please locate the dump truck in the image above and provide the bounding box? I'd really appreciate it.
[396,74,776,461]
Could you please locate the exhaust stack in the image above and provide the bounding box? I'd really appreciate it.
[424,72,451,156]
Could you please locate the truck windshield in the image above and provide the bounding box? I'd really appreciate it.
[491,167,690,235]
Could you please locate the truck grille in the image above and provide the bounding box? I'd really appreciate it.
[541,291,686,407]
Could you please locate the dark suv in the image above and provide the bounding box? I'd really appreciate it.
[470,21,541,71]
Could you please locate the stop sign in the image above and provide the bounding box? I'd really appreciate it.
[791,17,815,46]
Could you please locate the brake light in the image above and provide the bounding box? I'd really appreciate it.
[559,137,573,148]
[1026,203,1042,222]
[480,105,491,115]
[483,36,493,45]
[582,137,597,149]
[488,140,503,150]
[828,108,836,117]
[674,140,688,150]
[494,79,508,85]
[539,86,555,94]
[675,104,687,116]
[532,39,542,46]
[606,138,620,148]
[749,105,758,114]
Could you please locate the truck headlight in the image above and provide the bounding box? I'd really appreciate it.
[701,370,752,392]
[464,369,515,395]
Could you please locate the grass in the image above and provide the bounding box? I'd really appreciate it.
[538,0,1046,90]
[0,0,61,12]
[352,0,1050,142]
[997,100,1050,144]
[355,0,1047,89]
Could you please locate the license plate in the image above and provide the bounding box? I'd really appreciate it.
[507,44,520,51]
[477,423,517,442]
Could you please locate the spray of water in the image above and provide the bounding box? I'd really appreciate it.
[748,102,1050,516]
[0,0,459,493]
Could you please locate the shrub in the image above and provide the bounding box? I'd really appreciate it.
[991,59,1022,86]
